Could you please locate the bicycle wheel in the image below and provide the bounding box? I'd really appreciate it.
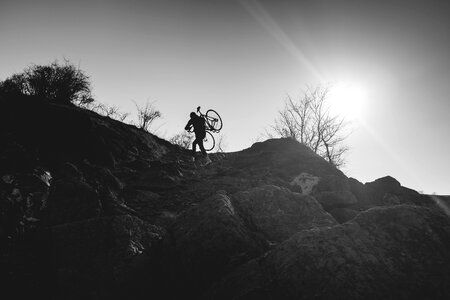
[206,109,223,131]
[203,131,215,151]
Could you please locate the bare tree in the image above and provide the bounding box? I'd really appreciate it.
[271,85,349,167]
[116,111,130,122]
[101,104,120,117]
[134,100,162,132]
[98,104,129,122]
[80,101,130,122]
[170,131,194,149]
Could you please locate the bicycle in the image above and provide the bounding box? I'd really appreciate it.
[188,106,223,151]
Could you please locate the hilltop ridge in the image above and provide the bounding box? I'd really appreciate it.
[1,93,449,299]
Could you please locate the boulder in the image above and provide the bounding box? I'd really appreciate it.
[366,175,402,192]
[314,190,358,210]
[43,174,102,225]
[232,185,336,243]
[229,138,347,185]
[43,163,127,226]
[348,177,371,208]
[329,207,359,223]
[362,176,433,208]
[316,174,350,192]
[365,176,402,205]
[50,215,165,299]
[212,205,450,300]
[0,168,51,237]
[162,192,267,296]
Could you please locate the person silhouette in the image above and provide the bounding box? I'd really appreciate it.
[185,112,210,163]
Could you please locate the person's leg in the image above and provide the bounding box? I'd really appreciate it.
[198,137,207,156]
[192,139,198,158]
[197,133,211,164]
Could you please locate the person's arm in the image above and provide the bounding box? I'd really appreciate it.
[185,120,193,131]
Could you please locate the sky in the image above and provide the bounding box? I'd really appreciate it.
[1,0,449,194]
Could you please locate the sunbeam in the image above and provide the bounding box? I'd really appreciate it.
[238,0,324,81]
[430,195,450,217]
[357,119,422,189]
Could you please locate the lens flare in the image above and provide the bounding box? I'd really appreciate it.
[430,195,450,217]
[239,0,323,81]
[328,82,367,120]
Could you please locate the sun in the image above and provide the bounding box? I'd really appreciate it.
[328,82,367,121]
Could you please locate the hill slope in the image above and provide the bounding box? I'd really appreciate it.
[1,93,449,299]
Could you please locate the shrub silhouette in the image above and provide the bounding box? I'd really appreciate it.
[0,59,94,105]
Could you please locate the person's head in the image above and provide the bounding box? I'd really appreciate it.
[190,112,196,119]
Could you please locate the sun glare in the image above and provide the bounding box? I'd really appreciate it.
[328,82,367,121]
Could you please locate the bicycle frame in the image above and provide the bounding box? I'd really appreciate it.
[197,106,220,133]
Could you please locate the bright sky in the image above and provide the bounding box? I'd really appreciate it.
[1,0,449,194]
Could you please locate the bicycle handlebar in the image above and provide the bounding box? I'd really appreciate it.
[196,106,201,113]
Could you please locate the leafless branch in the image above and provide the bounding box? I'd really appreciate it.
[269,84,350,167]
[133,100,162,132]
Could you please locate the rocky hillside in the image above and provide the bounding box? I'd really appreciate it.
[1,93,449,299]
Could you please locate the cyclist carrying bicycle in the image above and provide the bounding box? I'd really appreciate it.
[185,112,211,163]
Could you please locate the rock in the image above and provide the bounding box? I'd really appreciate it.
[0,134,37,173]
[381,193,402,205]
[289,172,319,194]
[366,175,401,191]
[212,205,450,300]
[232,185,337,243]
[429,195,450,217]
[348,177,371,208]
[365,176,402,205]
[163,193,267,296]
[360,176,433,209]
[122,158,150,170]
[229,138,347,185]
[134,164,182,190]
[314,190,358,210]
[50,215,165,299]
[57,162,84,181]
[120,188,162,221]
[0,168,51,237]
[316,174,350,192]
[329,207,359,223]
[42,162,129,226]
[43,176,102,225]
